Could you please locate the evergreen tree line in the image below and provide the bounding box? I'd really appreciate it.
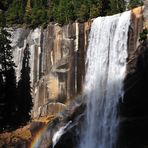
[0,0,143,28]
[0,11,33,131]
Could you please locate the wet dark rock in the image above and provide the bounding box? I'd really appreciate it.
[119,40,148,148]
[49,103,85,148]
[52,127,79,148]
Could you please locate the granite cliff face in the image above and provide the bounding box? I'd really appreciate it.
[9,5,144,120]
[10,22,91,118]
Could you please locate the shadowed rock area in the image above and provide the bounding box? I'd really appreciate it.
[119,40,148,148]
[118,3,148,148]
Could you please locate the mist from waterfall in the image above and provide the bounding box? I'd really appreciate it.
[79,11,131,148]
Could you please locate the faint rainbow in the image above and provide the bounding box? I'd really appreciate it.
[29,125,47,148]
[29,115,55,148]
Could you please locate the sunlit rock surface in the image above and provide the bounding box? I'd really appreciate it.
[128,7,143,56]
[10,22,91,118]
[143,0,148,28]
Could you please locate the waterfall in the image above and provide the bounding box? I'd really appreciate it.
[52,121,72,148]
[79,11,131,148]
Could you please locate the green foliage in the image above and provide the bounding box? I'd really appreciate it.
[30,8,48,28]
[77,4,89,23]
[6,0,26,25]
[0,0,13,10]
[128,0,143,9]
[2,0,103,26]
[107,0,125,15]
[0,29,15,71]
[49,0,76,25]
[139,28,148,42]
[2,0,144,27]
[49,0,104,24]
[90,3,102,18]
[0,10,6,27]
[0,24,18,130]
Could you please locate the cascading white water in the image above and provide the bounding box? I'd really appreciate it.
[79,11,131,148]
[52,121,72,148]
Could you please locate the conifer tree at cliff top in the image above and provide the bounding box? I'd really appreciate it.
[17,44,33,124]
[0,10,18,130]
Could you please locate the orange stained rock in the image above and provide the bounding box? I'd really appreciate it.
[29,115,56,148]
[132,6,144,18]
[0,124,31,147]
[47,75,59,100]
[29,125,47,148]
[33,115,55,123]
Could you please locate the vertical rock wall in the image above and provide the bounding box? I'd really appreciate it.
[126,7,143,75]
[10,6,144,118]
[143,0,148,28]
[128,7,143,56]
[11,22,91,118]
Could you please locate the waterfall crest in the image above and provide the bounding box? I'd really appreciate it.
[79,11,131,148]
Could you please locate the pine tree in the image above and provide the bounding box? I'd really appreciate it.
[4,67,17,128]
[0,29,14,71]
[0,71,5,129]
[0,13,18,130]
[24,0,32,24]
[17,44,33,123]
